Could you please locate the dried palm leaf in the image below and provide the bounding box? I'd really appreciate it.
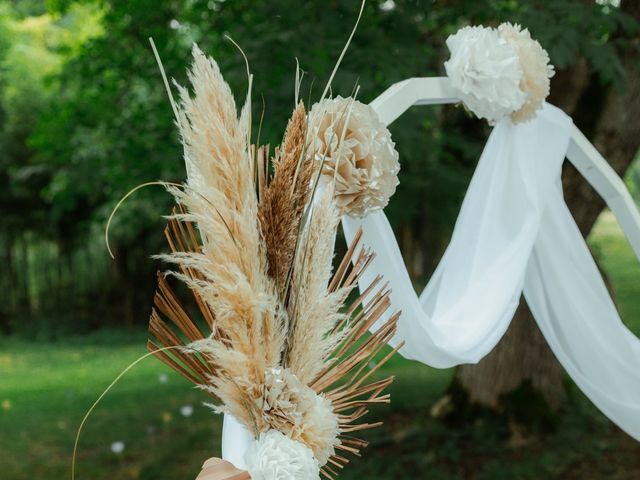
[149,212,402,477]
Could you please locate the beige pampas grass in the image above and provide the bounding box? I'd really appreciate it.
[150,211,401,474]
[285,185,343,385]
[154,45,287,433]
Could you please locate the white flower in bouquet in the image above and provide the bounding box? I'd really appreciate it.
[259,367,340,466]
[245,430,320,480]
[445,25,525,124]
[307,96,400,218]
[498,23,555,123]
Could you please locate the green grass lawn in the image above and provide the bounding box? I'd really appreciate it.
[0,331,450,480]
[589,211,640,333]
[1,210,639,479]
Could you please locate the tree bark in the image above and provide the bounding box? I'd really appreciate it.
[456,300,567,410]
[455,1,640,413]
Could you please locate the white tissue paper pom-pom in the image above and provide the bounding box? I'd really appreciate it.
[498,23,555,123]
[307,96,400,218]
[444,25,526,124]
[260,367,340,466]
[245,430,320,480]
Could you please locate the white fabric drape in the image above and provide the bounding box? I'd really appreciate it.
[342,103,640,439]
[525,181,640,439]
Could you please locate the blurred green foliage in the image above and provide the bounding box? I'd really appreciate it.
[0,0,636,335]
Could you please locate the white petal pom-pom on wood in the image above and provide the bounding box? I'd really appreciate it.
[444,25,526,124]
[444,23,554,124]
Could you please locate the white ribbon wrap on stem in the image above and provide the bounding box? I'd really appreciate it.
[221,414,253,470]
[341,103,640,440]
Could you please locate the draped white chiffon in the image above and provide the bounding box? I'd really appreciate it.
[342,103,640,440]
[525,181,640,439]
[342,103,571,367]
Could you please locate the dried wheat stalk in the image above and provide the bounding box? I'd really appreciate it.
[258,102,314,294]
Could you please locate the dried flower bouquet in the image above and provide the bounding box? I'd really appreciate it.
[147,44,402,479]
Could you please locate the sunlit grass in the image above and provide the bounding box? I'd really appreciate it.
[0,332,221,479]
[0,329,452,480]
[589,210,640,333]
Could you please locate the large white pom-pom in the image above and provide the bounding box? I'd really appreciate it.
[307,96,400,218]
[498,23,555,123]
[444,25,525,124]
[245,430,320,480]
[444,23,555,124]
[260,368,340,466]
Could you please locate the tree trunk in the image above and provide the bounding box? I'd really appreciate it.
[456,299,567,410]
[455,1,640,414]
[0,234,15,334]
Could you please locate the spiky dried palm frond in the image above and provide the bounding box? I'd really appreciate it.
[149,213,402,478]
[148,205,215,389]
[311,230,402,479]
